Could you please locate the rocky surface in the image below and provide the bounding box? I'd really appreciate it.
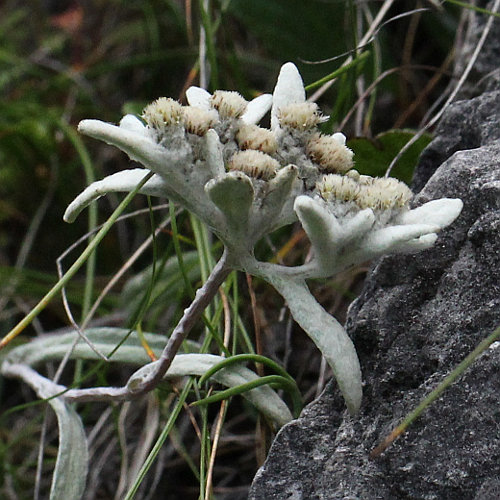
[249,12,500,500]
[412,91,500,192]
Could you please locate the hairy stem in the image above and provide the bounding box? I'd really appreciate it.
[63,250,231,403]
[128,249,231,393]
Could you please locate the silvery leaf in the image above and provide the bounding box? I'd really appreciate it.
[257,273,363,414]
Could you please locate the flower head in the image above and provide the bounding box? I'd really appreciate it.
[228,150,280,180]
[210,90,248,119]
[142,97,183,130]
[307,133,354,173]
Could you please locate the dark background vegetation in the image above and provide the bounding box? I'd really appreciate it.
[0,1,461,498]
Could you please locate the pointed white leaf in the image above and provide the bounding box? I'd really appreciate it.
[205,130,225,178]
[77,118,223,227]
[64,169,167,222]
[127,354,292,427]
[186,86,211,110]
[79,118,153,148]
[1,362,88,500]
[340,208,376,244]
[3,329,292,428]
[119,114,147,135]
[49,396,89,500]
[3,327,188,367]
[391,233,438,254]
[360,223,439,257]
[396,198,463,229]
[271,62,306,130]
[253,165,298,235]
[242,93,273,124]
[205,172,254,246]
[78,119,192,179]
[294,196,343,268]
[331,132,347,145]
[261,274,362,414]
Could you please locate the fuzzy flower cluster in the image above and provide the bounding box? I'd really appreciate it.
[65,63,462,280]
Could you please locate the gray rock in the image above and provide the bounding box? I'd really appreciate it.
[473,477,500,500]
[249,39,500,500]
[412,91,500,192]
[249,137,500,500]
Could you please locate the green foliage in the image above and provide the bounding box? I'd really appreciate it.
[120,250,201,321]
[349,130,432,184]
[228,0,351,82]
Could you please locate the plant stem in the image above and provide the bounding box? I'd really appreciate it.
[304,50,370,91]
[63,249,231,403]
[124,383,193,500]
[128,248,231,394]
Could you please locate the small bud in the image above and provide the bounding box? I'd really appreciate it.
[358,174,375,186]
[183,106,218,136]
[345,169,360,181]
[331,132,347,145]
[211,90,248,119]
[228,150,280,181]
[142,98,183,132]
[236,123,278,154]
[317,174,360,202]
[277,102,323,130]
[307,133,354,173]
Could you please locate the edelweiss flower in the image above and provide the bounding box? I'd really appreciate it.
[65,63,463,414]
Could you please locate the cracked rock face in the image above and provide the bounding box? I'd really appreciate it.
[248,52,500,500]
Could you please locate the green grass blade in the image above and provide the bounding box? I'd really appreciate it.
[304,51,371,91]
[0,172,154,349]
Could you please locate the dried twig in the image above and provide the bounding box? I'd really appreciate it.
[62,250,231,403]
